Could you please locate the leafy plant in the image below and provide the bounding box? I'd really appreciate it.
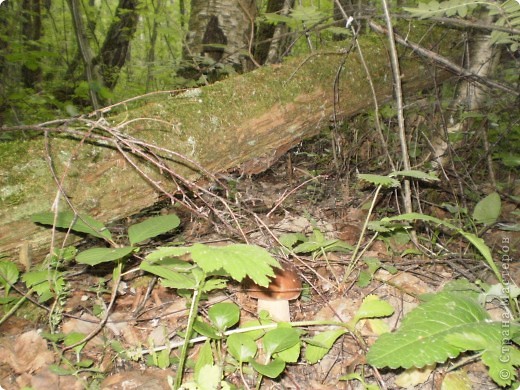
[404,0,520,51]
[367,280,520,387]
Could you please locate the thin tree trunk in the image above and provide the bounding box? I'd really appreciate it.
[68,0,101,110]
[21,0,43,89]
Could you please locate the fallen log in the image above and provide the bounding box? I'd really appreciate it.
[0,24,462,262]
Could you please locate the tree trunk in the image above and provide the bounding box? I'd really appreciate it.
[96,0,140,90]
[0,24,462,262]
[254,0,294,64]
[68,0,101,110]
[181,0,257,81]
[21,0,43,89]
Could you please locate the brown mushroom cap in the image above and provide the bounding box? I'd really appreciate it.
[244,265,301,301]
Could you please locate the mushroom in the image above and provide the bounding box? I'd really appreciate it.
[244,265,302,322]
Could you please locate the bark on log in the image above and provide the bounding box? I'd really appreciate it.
[0,24,462,262]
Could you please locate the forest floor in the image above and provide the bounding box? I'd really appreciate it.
[0,134,518,390]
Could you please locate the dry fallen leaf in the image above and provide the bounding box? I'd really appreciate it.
[0,330,54,374]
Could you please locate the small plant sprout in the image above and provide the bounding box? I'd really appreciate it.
[243,265,301,322]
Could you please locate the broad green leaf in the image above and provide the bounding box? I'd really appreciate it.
[446,323,520,387]
[0,261,19,295]
[276,341,300,363]
[193,319,221,339]
[389,170,439,181]
[353,295,394,324]
[238,319,275,340]
[194,341,214,379]
[472,192,501,225]
[31,211,111,240]
[262,327,300,357]
[249,357,285,378]
[128,214,180,245]
[358,173,400,188]
[195,364,221,390]
[367,291,491,369]
[305,329,347,364]
[227,333,258,363]
[76,246,135,266]
[208,302,240,331]
[189,244,280,287]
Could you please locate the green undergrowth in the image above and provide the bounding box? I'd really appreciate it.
[0,171,519,389]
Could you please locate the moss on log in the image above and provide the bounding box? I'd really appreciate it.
[0,24,462,262]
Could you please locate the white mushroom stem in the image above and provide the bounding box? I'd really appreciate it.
[257,299,291,322]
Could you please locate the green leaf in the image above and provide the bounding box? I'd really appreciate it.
[145,246,192,261]
[193,319,221,339]
[227,333,258,363]
[389,170,439,181]
[262,327,300,357]
[21,270,65,302]
[195,364,222,390]
[189,244,280,287]
[305,329,347,364]
[76,246,135,266]
[353,295,394,324]
[128,214,180,245]
[249,357,285,378]
[142,258,197,289]
[445,323,520,387]
[358,174,400,188]
[208,302,240,331]
[366,291,491,369]
[0,261,19,295]
[278,233,305,249]
[472,192,501,225]
[276,341,301,363]
[31,211,111,240]
[194,341,214,379]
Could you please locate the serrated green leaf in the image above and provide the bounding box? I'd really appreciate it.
[141,258,196,289]
[249,357,285,378]
[389,170,439,181]
[145,246,192,261]
[128,214,180,245]
[227,333,258,363]
[357,270,372,288]
[189,244,280,287]
[358,174,400,188]
[305,329,347,364]
[31,211,111,240]
[278,233,305,248]
[472,192,501,225]
[76,246,135,266]
[0,261,19,295]
[367,291,491,369]
[208,302,240,331]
